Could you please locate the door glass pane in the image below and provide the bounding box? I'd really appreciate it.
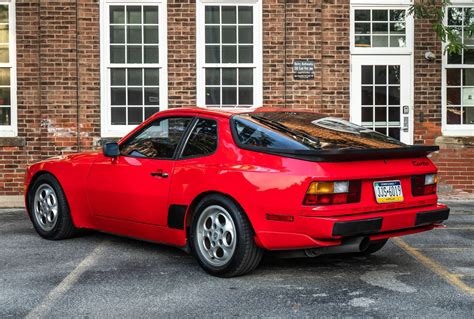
[360,64,401,140]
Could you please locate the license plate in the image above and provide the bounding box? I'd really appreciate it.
[373,180,404,204]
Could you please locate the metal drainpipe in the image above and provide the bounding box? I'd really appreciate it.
[75,0,81,152]
[284,0,287,108]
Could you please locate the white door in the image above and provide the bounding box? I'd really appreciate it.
[351,55,413,144]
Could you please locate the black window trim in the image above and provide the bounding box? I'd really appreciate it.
[177,116,219,160]
[118,115,197,161]
[229,115,439,162]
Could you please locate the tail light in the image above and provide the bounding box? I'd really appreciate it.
[412,173,437,196]
[303,180,362,205]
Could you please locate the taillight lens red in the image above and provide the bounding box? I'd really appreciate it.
[303,180,361,205]
[412,174,437,196]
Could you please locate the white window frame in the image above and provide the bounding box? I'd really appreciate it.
[441,2,474,136]
[196,0,262,110]
[350,2,414,55]
[0,0,17,137]
[100,0,168,138]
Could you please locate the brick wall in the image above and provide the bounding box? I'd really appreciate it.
[0,0,473,197]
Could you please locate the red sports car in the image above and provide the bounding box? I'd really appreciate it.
[25,108,449,277]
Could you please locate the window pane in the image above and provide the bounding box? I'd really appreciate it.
[110,26,125,44]
[128,107,143,125]
[222,87,237,105]
[111,107,126,125]
[145,87,160,105]
[222,68,236,85]
[464,49,474,64]
[110,46,125,63]
[0,88,9,105]
[182,118,218,158]
[389,107,400,123]
[361,86,373,105]
[222,26,237,43]
[205,6,219,24]
[0,45,8,63]
[390,36,406,47]
[464,69,474,86]
[362,65,373,84]
[239,68,253,85]
[448,8,463,25]
[388,128,400,140]
[390,10,405,22]
[239,87,253,105]
[222,46,237,63]
[144,6,158,24]
[206,45,220,63]
[206,68,220,85]
[375,86,387,105]
[145,107,160,119]
[144,46,159,63]
[0,107,10,125]
[447,107,461,124]
[238,6,253,24]
[145,69,159,86]
[0,25,8,43]
[372,10,388,21]
[127,46,142,63]
[222,6,236,24]
[447,88,461,105]
[0,68,10,86]
[374,66,386,84]
[448,52,462,64]
[373,36,388,47]
[111,88,126,105]
[127,26,142,44]
[127,6,141,24]
[355,36,370,47]
[355,23,370,34]
[239,26,253,44]
[361,107,373,123]
[128,88,143,105]
[388,66,400,84]
[144,26,159,44]
[464,107,474,124]
[390,22,405,34]
[206,87,220,105]
[375,107,386,123]
[239,46,253,63]
[205,26,220,43]
[127,69,142,86]
[355,10,370,21]
[389,86,400,105]
[372,23,388,34]
[111,68,125,86]
[110,6,125,24]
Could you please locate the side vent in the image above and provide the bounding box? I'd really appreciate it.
[168,205,187,230]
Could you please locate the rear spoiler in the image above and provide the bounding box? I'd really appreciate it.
[252,146,440,162]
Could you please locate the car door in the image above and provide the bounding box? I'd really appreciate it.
[87,116,194,226]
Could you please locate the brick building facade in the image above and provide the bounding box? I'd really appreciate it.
[0,0,473,204]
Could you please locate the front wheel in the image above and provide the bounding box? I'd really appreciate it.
[28,173,77,240]
[190,194,263,277]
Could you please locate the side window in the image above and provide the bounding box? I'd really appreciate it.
[120,117,192,159]
[182,118,218,158]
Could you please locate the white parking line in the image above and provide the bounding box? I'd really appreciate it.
[25,241,108,319]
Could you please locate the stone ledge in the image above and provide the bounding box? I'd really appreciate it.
[0,195,24,208]
[0,137,26,147]
[435,136,474,147]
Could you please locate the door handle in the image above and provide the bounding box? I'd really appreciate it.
[151,170,168,178]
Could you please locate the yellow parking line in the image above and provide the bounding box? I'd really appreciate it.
[418,247,472,251]
[393,237,474,298]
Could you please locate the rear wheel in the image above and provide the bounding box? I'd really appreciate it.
[28,173,77,240]
[190,194,263,277]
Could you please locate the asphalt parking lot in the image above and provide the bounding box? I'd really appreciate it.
[0,201,473,318]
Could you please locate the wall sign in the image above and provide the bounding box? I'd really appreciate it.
[293,60,315,80]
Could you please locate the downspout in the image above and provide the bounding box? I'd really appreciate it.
[284,0,287,108]
[75,0,81,151]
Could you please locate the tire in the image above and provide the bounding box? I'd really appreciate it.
[190,194,263,277]
[356,239,388,256]
[27,173,77,240]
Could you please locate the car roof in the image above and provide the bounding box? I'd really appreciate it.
[155,107,324,119]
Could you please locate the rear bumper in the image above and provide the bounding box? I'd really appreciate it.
[256,204,449,250]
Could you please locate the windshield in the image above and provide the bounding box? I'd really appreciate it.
[232,112,405,150]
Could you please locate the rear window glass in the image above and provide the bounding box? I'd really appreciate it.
[232,112,405,150]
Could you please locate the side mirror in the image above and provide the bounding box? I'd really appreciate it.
[103,142,120,158]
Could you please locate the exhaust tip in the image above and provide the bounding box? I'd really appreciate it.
[359,237,370,252]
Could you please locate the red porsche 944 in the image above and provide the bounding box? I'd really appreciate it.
[25,108,449,277]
